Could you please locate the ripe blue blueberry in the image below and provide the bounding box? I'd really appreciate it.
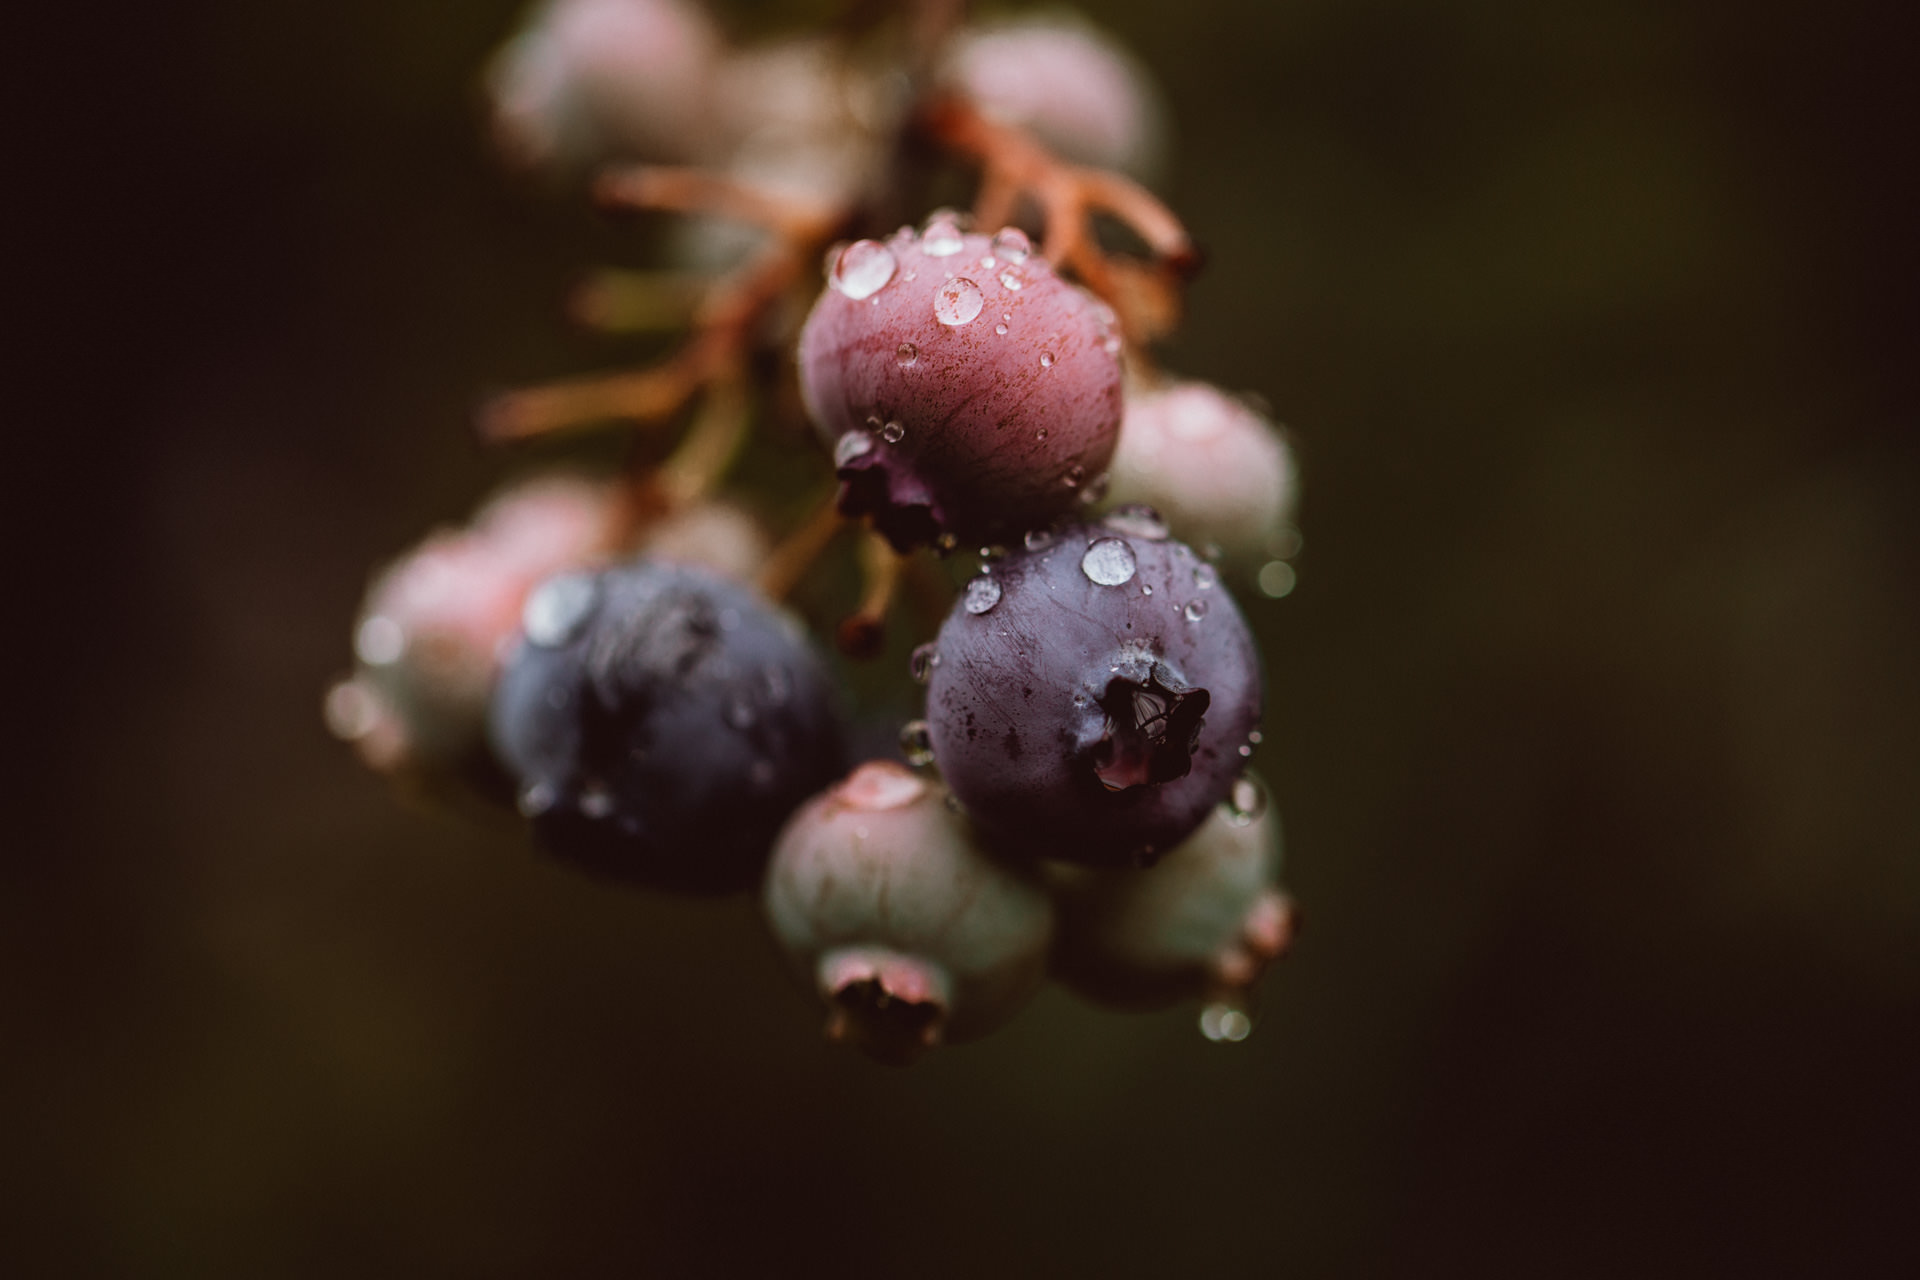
[489,559,846,892]
[923,511,1263,866]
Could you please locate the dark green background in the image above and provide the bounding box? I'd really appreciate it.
[15,0,1917,1273]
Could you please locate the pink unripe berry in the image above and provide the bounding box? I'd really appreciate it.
[487,0,722,172]
[1050,774,1294,1010]
[327,473,621,774]
[764,761,1054,1064]
[1106,379,1299,563]
[940,15,1167,180]
[798,219,1125,549]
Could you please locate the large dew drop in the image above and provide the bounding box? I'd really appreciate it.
[921,216,965,257]
[523,573,597,648]
[830,240,896,300]
[1080,537,1138,586]
[991,227,1031,263]
[963,575,1003,615]
[934,277,984,326]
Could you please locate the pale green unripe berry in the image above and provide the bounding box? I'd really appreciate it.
[764,761,1054,1064]
[1048,774,1295,1010]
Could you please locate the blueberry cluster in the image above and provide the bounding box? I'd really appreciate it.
[329,0,1303,1064]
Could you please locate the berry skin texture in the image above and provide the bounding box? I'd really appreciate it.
[797,221,1125,550]
[923,515,1263,867]
[1049,775,1294,1010]
[764,761,1053,1065]
[489,559,847,893]
[1106,379,1299,563]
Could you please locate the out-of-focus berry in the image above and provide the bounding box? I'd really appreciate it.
[1049,773,1294,1010]
[764,761,1053,1064]
[923,515,1262,866]
[940,13,1167,180]
[329,473,621,775]
[798,219,1124,549]
[487,0,723,173]
[489,559,846,892]
[1106,379,1299,564]
[637,499,771,584]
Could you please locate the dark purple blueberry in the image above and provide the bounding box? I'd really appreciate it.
[489,559,846,892]
[922,512,1263,866]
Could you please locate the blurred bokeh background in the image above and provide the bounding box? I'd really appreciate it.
[14,0,1918,1274]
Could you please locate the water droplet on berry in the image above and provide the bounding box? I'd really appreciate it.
[1199,1003,1253,1042]
[963,576,1003,615]
[1039,351,1055,368]
[1104,504,1168,540]
[1257,560,1298,598]
[1222,775,1266,826]
[355,615,405,666]
[899,719,936,767]
[522,573,597,648]
[880,421,905,443]
[1184,599,1208,622]
[1192,563,1218,590]
[991,227,1031,263]
[921,217,964,257]
[1023,528,1054,551]
[834,430,874,467]
[1248,730,1263,745]
[1035,427,1049,442]
[896,342,918,368]
[999,267,1025,291]
[1142,584,1153,595]
[1063,465,1085,489]
[995,323,1009,336]
[1238,743,1254,758]
[830,239,896,300]
[518,781,556,818]
[1080,538,1138,586]
[1080,471,1110,504]
[909,642,941,683]
[934,277,984,325]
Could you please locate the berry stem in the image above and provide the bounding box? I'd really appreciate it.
[566,268,709,333]
[836,530,907,658]
[653,367,751,511]
[757,491,849,603]
[916,92,1196,342]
